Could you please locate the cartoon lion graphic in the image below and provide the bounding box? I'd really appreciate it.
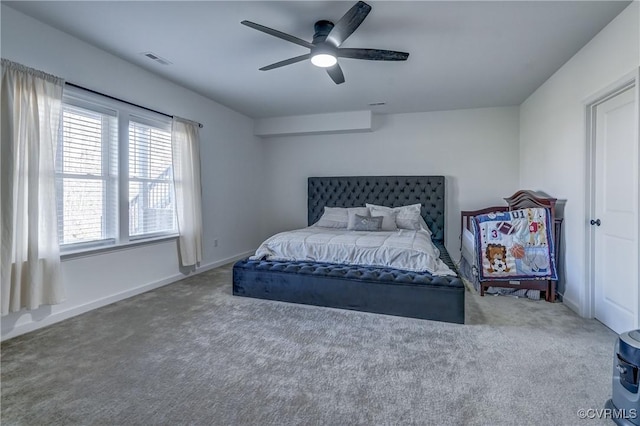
[485,243,510,273]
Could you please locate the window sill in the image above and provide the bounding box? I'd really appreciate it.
[60,234,179,261]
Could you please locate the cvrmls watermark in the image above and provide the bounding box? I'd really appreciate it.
[577,408,637,420]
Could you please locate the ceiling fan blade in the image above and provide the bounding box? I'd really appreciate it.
[326,63,345,85]
[325,1,372,47]
[259,54,311,71]
[241,20,314,49]
[338,48,409,61]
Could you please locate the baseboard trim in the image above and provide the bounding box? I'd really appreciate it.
[561,294,582,316]
[1,251,253,341]
[195,251,253,274]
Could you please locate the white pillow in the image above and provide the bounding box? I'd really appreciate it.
[370,209,398,231]
[315,206,369,228]
[366,203,432,235]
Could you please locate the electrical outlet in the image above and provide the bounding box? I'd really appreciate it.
[214,239,218,247]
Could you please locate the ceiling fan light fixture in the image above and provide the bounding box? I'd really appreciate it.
[242,1,409,84]
[311,53,337,68]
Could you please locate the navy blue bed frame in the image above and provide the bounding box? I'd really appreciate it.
[233,176,465,323]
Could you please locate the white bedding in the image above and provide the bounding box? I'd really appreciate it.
[250,227,456,276]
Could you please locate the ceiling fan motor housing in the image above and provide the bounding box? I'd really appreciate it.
[313,20,335,45]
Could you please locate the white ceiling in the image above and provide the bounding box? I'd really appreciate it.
[5,1,631,118]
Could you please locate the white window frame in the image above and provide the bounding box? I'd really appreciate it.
[58,87,177,256]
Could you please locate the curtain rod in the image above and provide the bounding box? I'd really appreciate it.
[65,82,204,128]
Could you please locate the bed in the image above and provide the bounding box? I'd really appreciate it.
[460,190,562,302]
[232,176,465,324]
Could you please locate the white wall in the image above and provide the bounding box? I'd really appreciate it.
[260,106,521,256]
[519,2,639,314]
[1,5,264,339]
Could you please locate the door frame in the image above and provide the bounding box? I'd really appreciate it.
[583,68,639,323]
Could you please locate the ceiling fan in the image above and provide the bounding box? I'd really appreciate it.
[241,1,409,85]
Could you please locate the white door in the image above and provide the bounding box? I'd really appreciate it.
[593,86,638,334]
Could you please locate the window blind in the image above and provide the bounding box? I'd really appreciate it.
[128,119,175,237]
[56,104,118,247]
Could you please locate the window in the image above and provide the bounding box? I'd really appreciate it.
[128,119,175,238]
[56,89,176,253]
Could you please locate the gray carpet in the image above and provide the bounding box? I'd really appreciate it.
[1,263,616,425]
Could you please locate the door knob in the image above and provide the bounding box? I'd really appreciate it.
[590,219,601,226]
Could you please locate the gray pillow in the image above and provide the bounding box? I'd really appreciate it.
[350,214,383,231]
[347,208,370,229]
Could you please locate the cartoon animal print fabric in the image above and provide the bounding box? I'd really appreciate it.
[485,244,510,273]
[473,208,557,281]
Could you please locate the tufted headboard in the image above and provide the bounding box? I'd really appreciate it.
[308,176,446,241]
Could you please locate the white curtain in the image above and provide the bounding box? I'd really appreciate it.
[1,59,65,315]
[171,117,203,266]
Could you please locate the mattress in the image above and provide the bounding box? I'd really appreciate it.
[243,241,460,288]
[251,227,456,276]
